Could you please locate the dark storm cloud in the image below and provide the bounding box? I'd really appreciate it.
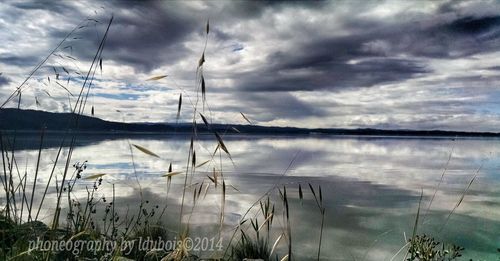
[23,0,330,74]
[234,28,431,92]
[410,15,500,58]
[487,66,500,71]
[11,1,497,87]
[230,3,500,92]
[6,1,500,85]
[72,0,327,73]
[445,15,500,35]
[0,74,10,87]
[41,1,202,73]
[0,54,38,67]
[11,0,74,14]
[240,92,327,120]
[205,0,328,19]
[7,1,201,74]
[238,42,428,92]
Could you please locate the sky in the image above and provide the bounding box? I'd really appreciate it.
[1,0,500,131]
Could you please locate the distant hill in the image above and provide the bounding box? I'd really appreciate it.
[1,108,500,137]
[0,108,304,134]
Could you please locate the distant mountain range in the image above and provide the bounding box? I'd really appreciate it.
[1,108,499,137]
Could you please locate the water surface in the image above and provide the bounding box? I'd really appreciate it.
[2,134,500,260]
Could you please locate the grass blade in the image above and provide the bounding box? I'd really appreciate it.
[56,81,74,97]
[240,112,252,125]
[132,144,160,158]
[220,180,226,228]
[192,149,196,167]
[198,52,205,67]
[270,233,283,258]
[146,75,168,81]
[162,171,183,177]
[200,113,209,128]
[319,185,323,205]
[299,184,303,206]
[214,132,230,156]
[83,173,106,180]
[176,93,182,120]
[440,166,480,232]
[411,189,424,240]
[196,160,210,168]
[201,74,206,103]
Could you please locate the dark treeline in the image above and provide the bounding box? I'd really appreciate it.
[1,108,500,137]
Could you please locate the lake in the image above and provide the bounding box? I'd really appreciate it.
[2,133,500,260]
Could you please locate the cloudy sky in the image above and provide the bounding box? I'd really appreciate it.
[1,0,500,131]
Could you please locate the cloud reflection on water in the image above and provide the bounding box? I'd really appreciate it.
[2,134,500,260]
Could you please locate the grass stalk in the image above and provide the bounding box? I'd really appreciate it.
[27,127,45,222]
[0,131,11,219]
[35,136,66,220]
[439,162,482,233]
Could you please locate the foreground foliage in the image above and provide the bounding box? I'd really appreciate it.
[407,234,464,261]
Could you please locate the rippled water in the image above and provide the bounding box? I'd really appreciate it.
[2,134,500,260]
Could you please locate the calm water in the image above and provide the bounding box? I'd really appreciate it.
[2,134,500,260]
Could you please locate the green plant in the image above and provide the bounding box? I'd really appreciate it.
[230,230,270,261]
[407,234,464,261]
